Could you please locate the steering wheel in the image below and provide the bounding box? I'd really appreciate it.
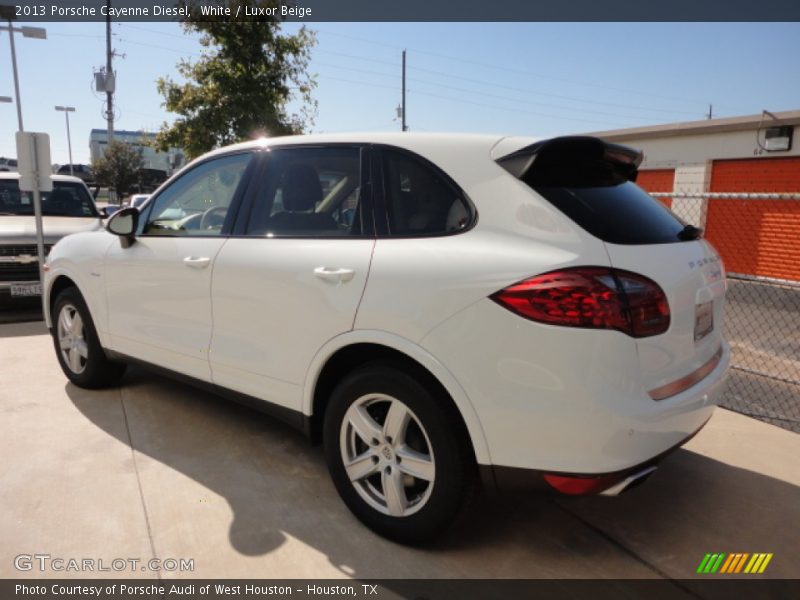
[199,206,228,230]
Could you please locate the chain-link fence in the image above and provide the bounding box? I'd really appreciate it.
[650,191,800,433]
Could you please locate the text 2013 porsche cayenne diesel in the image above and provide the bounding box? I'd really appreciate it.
[44,133,729,543]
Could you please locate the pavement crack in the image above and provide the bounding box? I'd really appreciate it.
[551,499,704,599]
[119,386,161,580]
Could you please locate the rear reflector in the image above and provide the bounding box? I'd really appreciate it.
[490,267,670,338]
[543,473,622,495]
[648,345,723,401]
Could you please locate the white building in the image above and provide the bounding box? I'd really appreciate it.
[589,109,800,284]
[89,129,186,175]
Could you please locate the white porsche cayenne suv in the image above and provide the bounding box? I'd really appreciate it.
[44,133,729,543]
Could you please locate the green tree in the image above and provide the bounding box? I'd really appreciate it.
[92,141,144,197]
[155,1,317,160]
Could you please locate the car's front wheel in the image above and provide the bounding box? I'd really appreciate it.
[52,287,126,389]
[323,362,474,544]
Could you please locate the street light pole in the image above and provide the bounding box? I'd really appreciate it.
[55,106,76,176]
[0,16,47,133]
[1,12,48,308]
[7,19,23,131]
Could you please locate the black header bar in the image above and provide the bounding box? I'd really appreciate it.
[2,0,800,22]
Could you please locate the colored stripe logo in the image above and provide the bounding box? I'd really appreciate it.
[697,553,773,574]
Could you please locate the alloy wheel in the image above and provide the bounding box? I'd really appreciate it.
[57,303,88,375]
[339,393,436,517]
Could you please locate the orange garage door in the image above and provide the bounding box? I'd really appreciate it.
[637,169,674,208]
[706,157,800,282]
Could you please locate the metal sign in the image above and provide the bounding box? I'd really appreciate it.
[16,131,53,192]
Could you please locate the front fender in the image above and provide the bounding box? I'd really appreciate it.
[44,232,116,347]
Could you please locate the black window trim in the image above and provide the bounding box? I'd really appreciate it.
[137,149,259,239]
[371,144,477,239]
[231,142,376,240]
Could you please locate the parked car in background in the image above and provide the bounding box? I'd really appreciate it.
[56,164,94,185]
[42,133,730,543]
[99,204,122,217]
[0,172,103,305]
[128,194,150,209]
[0,157,18,172]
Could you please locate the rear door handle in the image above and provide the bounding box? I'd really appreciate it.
[184,256,211,269]
[314,267,355,283]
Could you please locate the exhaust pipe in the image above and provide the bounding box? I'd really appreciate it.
[600,465,658,496]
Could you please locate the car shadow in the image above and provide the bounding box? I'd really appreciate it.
[65,368,800,579]
[0,314,45,334]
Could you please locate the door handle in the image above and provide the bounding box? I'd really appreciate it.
[184,256,211,269]
[314,267,355,283]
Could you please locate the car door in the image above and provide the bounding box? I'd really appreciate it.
[104,151,256,381]
[209,145,374,410]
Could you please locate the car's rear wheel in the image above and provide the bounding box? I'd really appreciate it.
[323,362,474,544]
[52,287,126,389]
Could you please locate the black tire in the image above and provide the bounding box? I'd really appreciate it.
[323,361,474,544]
[51,286,126,389]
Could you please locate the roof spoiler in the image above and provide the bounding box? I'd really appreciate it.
[496,136,643,183]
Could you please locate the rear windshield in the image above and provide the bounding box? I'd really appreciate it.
[502,137,690,245]
[532,182,686,245]
[0,180,98,218]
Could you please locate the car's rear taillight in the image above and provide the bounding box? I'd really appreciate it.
[490,267,670,338]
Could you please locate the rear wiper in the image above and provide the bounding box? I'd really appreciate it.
[677,224,703,241]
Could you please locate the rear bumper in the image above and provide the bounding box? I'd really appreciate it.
[422,298,730,477]
[480,414,711,493]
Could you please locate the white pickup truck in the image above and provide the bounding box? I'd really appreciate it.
[0,172,105,304]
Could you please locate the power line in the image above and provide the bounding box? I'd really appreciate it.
[117,23,755,117]
[115,37,201,57]
[408,88,656,126]
[315,49,704,119]
[315,61,671,122]
[48,31,106,39]
[118,23,191,39]
[115,24,710,120]
[317,75,652,128]
[315,27,717,109]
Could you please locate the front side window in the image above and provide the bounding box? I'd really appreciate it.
[245,146,363,237]
[381,148,472,236]
[143,152,252,236]
[0,180,98,217]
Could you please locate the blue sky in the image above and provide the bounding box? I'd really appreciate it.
[1,22,799,164]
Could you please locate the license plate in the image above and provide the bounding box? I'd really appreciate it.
[694,301,714,342]
[10,282,42,297]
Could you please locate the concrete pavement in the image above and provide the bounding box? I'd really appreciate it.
[1,320,798,582]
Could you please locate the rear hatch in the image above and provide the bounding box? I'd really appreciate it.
[496,136,726,397]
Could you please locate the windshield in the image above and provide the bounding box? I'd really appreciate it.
[0,180,99,218]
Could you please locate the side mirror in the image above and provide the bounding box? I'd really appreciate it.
[106,207,139,248]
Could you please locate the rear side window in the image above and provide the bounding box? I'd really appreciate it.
[534,183,686,245]
[501,137,688,245]
[380,148,472,236]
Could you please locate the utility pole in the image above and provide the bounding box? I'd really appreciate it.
[106,0,114,145]
[707,104,713,120]
[401,49,407,132]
